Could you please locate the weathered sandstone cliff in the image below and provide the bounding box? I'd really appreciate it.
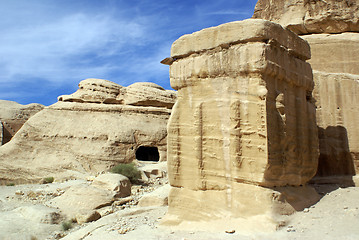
[0,100,44,145]
[301,33,359,75]
[253,0,359,183]
[0,79,176,184]
[162,19,320,227]
[253,0,359,35]
[313,71,359,181]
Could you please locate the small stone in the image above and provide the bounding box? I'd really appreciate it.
[303,208,310,213]
[15,190,24,195]
[225,230,235,234]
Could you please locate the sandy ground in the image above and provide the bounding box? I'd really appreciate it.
[1,180,359,240]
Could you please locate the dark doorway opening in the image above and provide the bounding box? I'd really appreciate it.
[136,146,160,161]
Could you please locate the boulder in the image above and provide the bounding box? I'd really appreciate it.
[46,183,114,220]
[138,184,170,207]
[252,0,359,35]
[92,173,131,198]
[138,161,168,180]
[75,210,101,224]
[0,79,176,184]
[0,100,44,145]
[162,19,319,226]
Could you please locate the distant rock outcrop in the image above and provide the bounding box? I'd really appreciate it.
[0,79,176,184]
[0,100,44,145]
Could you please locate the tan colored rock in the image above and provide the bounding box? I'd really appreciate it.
[138,184,170,207]
[92,173,131,198]
[313,71,359,179]
[163,19,319,225]
[168,19,317,188]
[13,205,64,224]
[59,79,176,108]
[118,82,177,109]
[138,161,168,180]
[0,100,44,145]
[252,0,359,35]
[0,79,176,184]
[76,210,101,224]
[0,121,3,145]
[58,78,123,104]
[301,33,359,75]
[170,19,311,61]
[165,184,320,224]
[47,183,114,219]
[252,0,359,185]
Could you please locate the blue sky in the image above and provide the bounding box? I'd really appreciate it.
[0,0,257,106]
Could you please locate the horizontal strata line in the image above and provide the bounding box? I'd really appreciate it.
[170,38,307,63]
[49,106,172,115]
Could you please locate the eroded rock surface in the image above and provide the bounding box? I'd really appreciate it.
[0,79,176,184]
[253,0,359,184]
[301,33,359,75]
[313,71,359,179]
[0,100,44,145]
[252,0,359,35]
[163,19,319,226]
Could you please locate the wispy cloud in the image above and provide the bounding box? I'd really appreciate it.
[0,12,147,84]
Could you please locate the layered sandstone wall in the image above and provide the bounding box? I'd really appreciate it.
[253,0,359,181]
[0,121,3,145]
[252,0,359,35]
[313,71,359,177]
[0,100,44,145]
[163,19,319,224]
[301,33,359,75]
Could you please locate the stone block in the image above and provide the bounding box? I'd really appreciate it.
[167,19,318,189]
[163,19,319,224]
[92,173,131,198]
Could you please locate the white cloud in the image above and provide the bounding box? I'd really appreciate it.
[0,11,148,84]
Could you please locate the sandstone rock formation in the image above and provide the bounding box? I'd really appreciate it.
[313,71,359,180]
[301,33,359,75]
[138,184,170,207]
[253,0,359,183]
[162,19,320,226]
[46,183,114,222]
[0,121,3,145]
[92,173,131,198]
[0,100,44,145]
[252,0,359,35]
[0,79,176,184]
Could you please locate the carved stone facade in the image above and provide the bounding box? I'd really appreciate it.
[163,19,319,224]
[313,71,359,182]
